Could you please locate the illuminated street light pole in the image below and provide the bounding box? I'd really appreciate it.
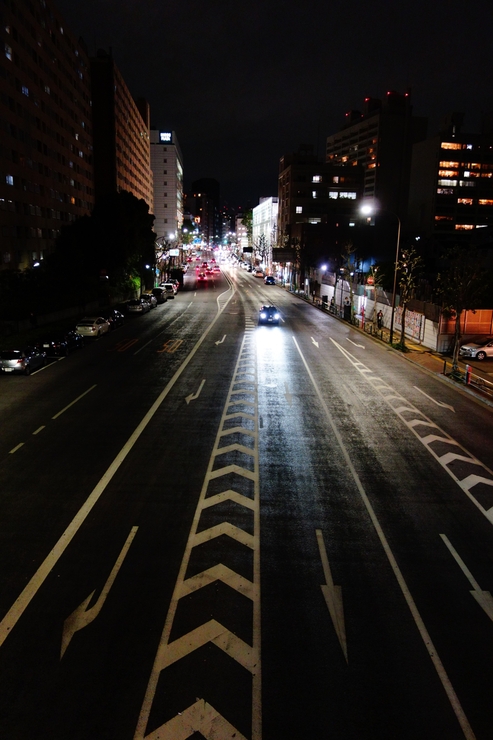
[360,204,401,345]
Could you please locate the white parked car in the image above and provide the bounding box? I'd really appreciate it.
[141,292,158,308]
[459,336,493,361]
[75,317,110,338]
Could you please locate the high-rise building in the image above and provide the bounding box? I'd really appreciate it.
[408,112,493,243]
[150,129,183,241]
[325,91,427,226]
[0,0,94,270]
[90,49,153,210]
[252,197,278,266]
[190,178,220,246]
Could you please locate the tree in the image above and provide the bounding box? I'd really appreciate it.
[395,247,422,350]
[437,244,491,370]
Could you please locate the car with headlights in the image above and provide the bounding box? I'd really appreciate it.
[264,275,275,285]
[39,329,84,356]
[459,336,493,361]
[141,292,158,309]
[75,316,110,337]
[0,346,46,375]
[258,305,280,325]
[127,298,151,314]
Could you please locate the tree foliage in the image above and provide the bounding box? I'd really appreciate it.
[396,246,422,349]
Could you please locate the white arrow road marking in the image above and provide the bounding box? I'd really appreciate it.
[185,378,206,404]
[311,337,319,348]
[316,529,347,662]
[440,534,493,621]
[284,382,293,406]
[414,386,455,412]
[346,338,365,348]
[61,526,138,658]
[215,334,226,345]
[293,336,476,740]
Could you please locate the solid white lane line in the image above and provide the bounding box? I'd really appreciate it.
[0,286,235,650]
[51,385,97,419]
[414,386,455,412]
[32,426,45,435]
[292,336,476,740]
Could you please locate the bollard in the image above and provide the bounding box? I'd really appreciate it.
[465,364,471,385]
[443,359,447,375]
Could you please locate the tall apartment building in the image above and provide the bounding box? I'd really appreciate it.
[408,112,493,243]
[150,129,183,241]
[325,91,427,226]
[90,49,153,210]
[0,0,94,270]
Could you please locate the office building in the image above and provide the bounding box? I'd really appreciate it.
[0,0,94,270]
[150,129,184,242]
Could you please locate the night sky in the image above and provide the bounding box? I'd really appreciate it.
[55,0,493,207]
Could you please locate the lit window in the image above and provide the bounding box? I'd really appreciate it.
[437,188,454,195]
[438,179,457,186]
[479,199,493,206]
[481,172,493,178]
[5,44,12,60]
[368,162,376,169]
[312,191,317,198]
[440,161,460,168]
[309,218,321,224]
[435,215,453,221]
[22,86,29,96]
[441,142,463,150]
[457,198,473,205]
[459,180,475,187]
[296,206,302,213]
[328,192,338,199]
[339,192,357,199]
[312,175,321,183]
[439,169,458,177]
[5,175,13,186]
[455,224,474,230]
[333,176,339,184]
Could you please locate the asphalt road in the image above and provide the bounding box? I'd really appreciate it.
[1,265,493,740]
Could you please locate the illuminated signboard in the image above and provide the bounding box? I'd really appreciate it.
[159,131,173,144]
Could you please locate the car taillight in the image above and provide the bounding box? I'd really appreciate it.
[17,359,24,364]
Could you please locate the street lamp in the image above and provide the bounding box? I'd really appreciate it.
[360,203,401,344]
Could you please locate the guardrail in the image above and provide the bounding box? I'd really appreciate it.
[464,364,493,398]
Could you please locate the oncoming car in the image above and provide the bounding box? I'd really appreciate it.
[258,305,280,325]
[459,336,493,361]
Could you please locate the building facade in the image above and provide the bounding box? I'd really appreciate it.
[325,91,427,227]
[90,49,153,210]
[0,0,94,270]
[252,197,278,267]
[408,112,493,242]
[150,129,183,242]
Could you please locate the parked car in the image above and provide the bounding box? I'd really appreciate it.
[459,336,493,361]
[75,316,110,337]
[103,309,125,330]
[141,292,158,308]
[39,329,84,356]
[258,305,280,325]
[161,282,176,298]
[151,287,168,304]
[127,298,151,314]
[264,275,275,285]
[0,346,46,375]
